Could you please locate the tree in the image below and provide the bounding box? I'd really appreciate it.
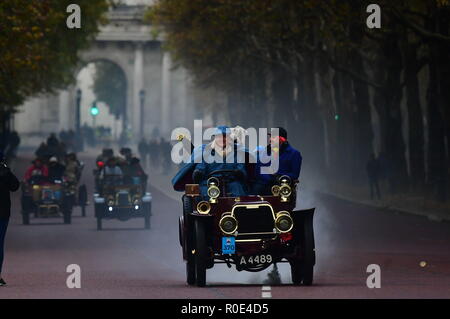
[0,0,109,111]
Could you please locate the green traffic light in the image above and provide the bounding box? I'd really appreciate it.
[334,114,339,120]
[90,106,99,116]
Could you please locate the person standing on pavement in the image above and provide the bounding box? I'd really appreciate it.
[138,138,149,169]
[0,151,20,286]
[366,153,381,200]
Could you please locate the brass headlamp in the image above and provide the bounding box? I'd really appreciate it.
[196,201,211,215]
[275,211,294,233]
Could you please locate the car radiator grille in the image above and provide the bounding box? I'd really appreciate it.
[118,192,129,206]
[233,206,274,234]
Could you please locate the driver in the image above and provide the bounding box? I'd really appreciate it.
[192,126,247,198]
[100,157,123,180]
[24,158,49,185]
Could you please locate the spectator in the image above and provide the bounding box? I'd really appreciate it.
[138,138,149,169]
[0,151,20,286]
[5,131,20,160]
[366,153,381,200]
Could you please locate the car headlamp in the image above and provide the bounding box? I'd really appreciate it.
[279,175,292,185]
[219,214,238,235]
[279,184,292,197]
[271,185,280,196]
[207,177,219,187]
[275,211,293,233]
[196,201,211,215]
[207,185,220,199]
[107,197,114,206]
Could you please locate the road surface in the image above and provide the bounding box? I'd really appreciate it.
[0,154,449,298]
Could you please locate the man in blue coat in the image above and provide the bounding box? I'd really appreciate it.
[192,126,248,198]
[252,127,302,195]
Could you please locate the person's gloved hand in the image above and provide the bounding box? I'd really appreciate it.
[192,170,204,183]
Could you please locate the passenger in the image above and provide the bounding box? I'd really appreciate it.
[24,159,49,184]
[252,127,302,195]
[65,153,81,183]
[48,157,66,182]
[100,157,123,179]
[192,126,247,198]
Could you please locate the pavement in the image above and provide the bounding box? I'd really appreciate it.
[306,178,450,223]
[0,153,449,298]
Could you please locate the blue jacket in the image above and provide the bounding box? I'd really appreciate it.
[194,145,248,198]
[255,143,302,183]
[171,144,205,191]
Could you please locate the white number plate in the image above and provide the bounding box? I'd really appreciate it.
[239,254,273,265]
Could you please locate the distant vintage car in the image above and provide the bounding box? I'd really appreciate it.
[94,175,152,230]
[178,170,315,287]
[21,178,77,225]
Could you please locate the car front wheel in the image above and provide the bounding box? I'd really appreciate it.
[194,219,207,287]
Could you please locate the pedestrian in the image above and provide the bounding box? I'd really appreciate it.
[366,153,381,200]
[161,138,172,174]
[138,138,149,169]
[148,139,160,169]
[5,131,20,160]
[0,151,20,286]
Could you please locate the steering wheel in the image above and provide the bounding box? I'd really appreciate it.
[208,169,242,180]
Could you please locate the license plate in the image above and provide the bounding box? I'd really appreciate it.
[222,237,236,254]
[239,254,273,265]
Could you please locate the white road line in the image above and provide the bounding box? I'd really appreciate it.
[261,286,272,298]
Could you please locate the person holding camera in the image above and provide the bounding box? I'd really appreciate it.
[0,151,20,286]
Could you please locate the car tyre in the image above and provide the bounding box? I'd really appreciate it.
[186,250,196,286]
[63,211,72,224]
[97,218,102,231]
[22,210,30,225]
[291,215,315,285]
[144,215,151,229]
[144,204,151,229]
[78,185,88,217]
[194,219,207,287]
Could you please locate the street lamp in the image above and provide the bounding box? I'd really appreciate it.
[75,88,83,152]
[139,89,145,139]
[76,88,82,133]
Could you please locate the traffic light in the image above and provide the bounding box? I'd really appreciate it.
[90,102,99,116]
[334,114,340,121]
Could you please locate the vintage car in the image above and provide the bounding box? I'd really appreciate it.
[178,170,315,287]
[94,175,152,230]
[21,178,77,225]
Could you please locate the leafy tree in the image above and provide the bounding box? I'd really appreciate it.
[0,0,109,112]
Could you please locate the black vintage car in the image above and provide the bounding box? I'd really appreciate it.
[178,170,315,287]
[21,178,76,225]
[94,175,152,230]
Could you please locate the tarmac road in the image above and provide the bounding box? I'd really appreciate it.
[0,154,449,299]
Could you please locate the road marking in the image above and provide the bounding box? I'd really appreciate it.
[262,285,272,298]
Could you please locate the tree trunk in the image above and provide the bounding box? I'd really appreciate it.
[404,44,425,191]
